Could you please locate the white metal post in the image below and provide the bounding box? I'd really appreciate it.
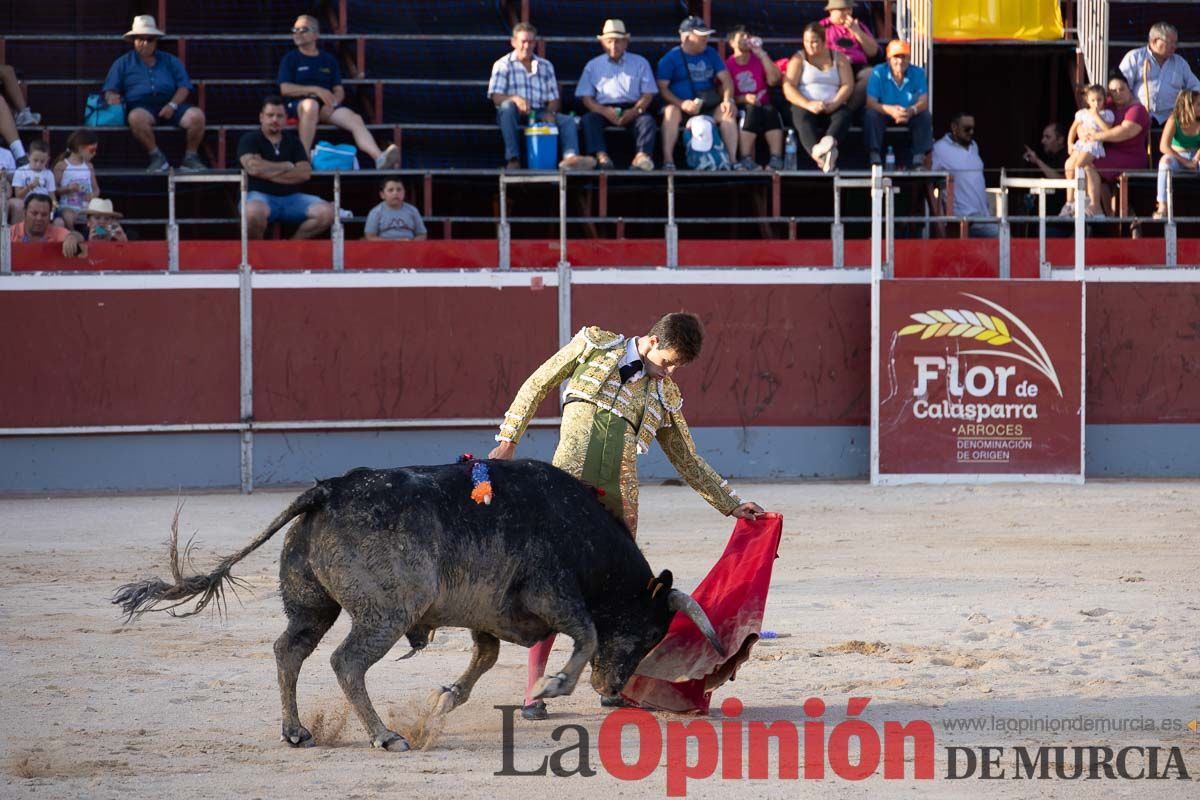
[239,171,253,493]
[666,173,678,267]
[332,172,344,272]
[831,181,844,268]
[1165,169,1176,267]
[869,164,883,484]
[498,176,510,270]
[0,174,10,274]
[1074,173,1086,280]
[167,173,179,272]
[998,171,1010,280]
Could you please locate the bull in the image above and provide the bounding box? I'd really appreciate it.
[114,459,723,752]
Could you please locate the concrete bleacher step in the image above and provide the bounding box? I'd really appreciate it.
[346,0,510,35]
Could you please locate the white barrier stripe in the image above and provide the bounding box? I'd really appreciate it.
[4,266,1199,292]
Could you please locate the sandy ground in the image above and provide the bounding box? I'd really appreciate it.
[2,480,1199,799]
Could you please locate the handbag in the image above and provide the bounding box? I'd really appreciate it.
[311,141,360,171]
[83,94,126,127]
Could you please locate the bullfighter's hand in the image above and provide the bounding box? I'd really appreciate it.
[488,441,517,460]
[731,501,765,520]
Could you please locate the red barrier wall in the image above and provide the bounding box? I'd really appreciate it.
[12,238,1200,273]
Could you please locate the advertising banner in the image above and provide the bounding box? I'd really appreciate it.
[877,279,1082,481]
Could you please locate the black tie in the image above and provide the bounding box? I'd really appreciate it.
[619,360,643,383]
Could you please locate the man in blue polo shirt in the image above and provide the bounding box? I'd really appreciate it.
[102,15,207,173]
[864,40,932,168]
[655,16,737,170]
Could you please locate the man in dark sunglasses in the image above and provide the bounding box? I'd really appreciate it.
[932,110,996,237]
[278,15,400,169]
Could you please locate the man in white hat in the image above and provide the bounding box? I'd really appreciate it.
[574,19,658,171]
[278,15,400,169]
[656,16,737,170]
[102,16,207,173]
[84,198,128,242]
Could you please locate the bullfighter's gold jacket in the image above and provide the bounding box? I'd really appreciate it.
[496,326,743,515]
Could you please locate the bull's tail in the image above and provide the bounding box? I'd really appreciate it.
[113,483,331,621]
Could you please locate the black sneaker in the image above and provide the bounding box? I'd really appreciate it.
[146,152,169,173]
[179,153,206,172]
[868,151,882,166]
[521,700,548,720]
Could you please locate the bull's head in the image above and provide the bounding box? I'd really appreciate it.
[589,569,724,698]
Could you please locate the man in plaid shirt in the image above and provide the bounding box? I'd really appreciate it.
[488,22,596,170]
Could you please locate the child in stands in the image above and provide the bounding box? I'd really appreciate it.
[9,140,56,223]
[1062,85,1114,218]
[52,129,101,230]
[363,178,427,240]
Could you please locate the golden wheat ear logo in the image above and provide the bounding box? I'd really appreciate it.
[897,292,1064,398]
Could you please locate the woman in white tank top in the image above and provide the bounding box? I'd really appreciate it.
[783,22,854,172]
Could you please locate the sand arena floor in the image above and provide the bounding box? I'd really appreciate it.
[2,480,1199,798]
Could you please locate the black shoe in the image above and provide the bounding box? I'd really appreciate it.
[504,158,521,171]
[868,151,882,166]
[521,700,548,720]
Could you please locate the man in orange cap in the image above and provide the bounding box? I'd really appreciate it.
[864,39,932,168]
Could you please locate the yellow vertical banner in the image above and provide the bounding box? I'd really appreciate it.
[933,0,1065,41]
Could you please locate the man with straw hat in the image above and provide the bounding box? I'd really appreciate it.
[102,16,208,174]
[575,19,658,171]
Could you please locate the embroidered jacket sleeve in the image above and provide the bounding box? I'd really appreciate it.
[655,389,743,515]
[496,331,590,444]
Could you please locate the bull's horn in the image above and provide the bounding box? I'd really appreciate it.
[668,590,726,658]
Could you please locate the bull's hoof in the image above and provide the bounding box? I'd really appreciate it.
[531,671,571,700]
[372,731,410,752]
[521,700,549,721]
[429,684,462,715]
[280,724,315,747]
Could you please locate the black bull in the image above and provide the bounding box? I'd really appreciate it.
[115,459,723,751]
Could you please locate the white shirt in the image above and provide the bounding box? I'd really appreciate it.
[931,134,988,218]
[620,336,646,382]
[13,165,56,195]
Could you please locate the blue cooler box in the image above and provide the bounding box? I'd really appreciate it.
[525,124,559,169]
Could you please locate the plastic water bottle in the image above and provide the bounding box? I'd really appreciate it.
[784,130,797,171]
[885,145,896,171]
[528,112,537,127]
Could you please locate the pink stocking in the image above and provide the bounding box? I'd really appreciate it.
[524,635,556,705]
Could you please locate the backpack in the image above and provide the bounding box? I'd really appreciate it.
[683,116,731,171]
[311,141,359,171]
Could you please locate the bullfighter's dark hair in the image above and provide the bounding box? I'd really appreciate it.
[648,312,704,364]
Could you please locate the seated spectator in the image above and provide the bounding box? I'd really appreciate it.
[784,21,853,172]
[51,129,99,231]
[1062,85,1115,217]
[725,25,784,171]
[102,16,206,173]
[488,23,594,171]
[1077,74,1150,216]
[10,193,84,257]
[932,112,995,237]
[0,64,40,126]
[1154,90,1200,219]
[364,178,427,240]
[0,94,28,167]
[9,140,55,224]
[821,0,879,110]
[238,96,335,240]
[864,40,932,168]
[657,17,737,170]
[1023,122,1068,215]
[1119,22,1200,126]
[1024,122,1068,176]
[575,19,658,171]
[84,198,128,242]
[280,15,399,170]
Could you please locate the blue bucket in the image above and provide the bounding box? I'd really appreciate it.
[525,124,558,169]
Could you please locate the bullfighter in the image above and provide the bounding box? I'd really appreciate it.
[489,311,765,719]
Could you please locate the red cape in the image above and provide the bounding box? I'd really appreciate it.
[622,513,783,713]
